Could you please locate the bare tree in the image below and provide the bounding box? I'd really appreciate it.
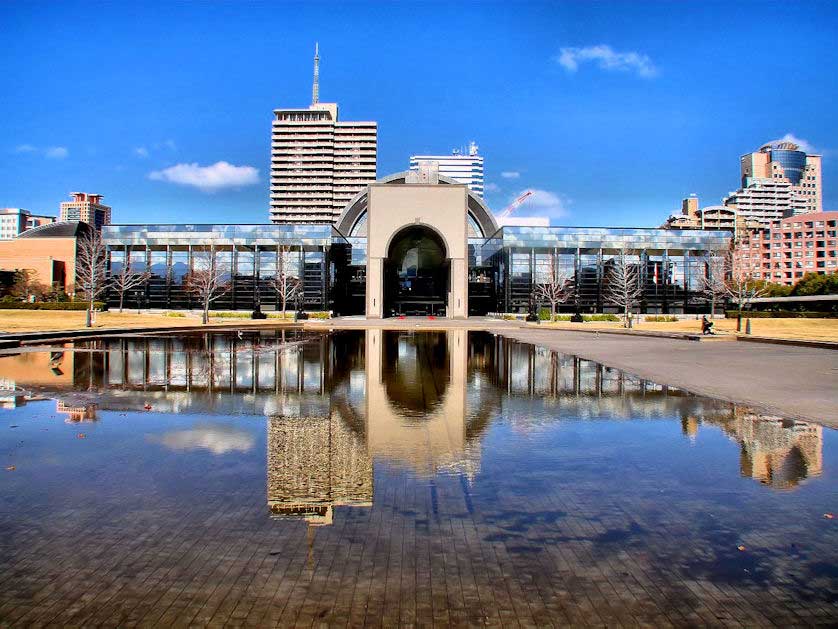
[532,255,575,319]
[270,245,301,319]
[75,229,108,327]
[725,251,768,332]
[110,263,151,313]
[699,254,727,319]
[603,248,643,327]
[184,248,231,324]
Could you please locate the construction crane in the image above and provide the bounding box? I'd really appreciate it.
[496,190,533,220]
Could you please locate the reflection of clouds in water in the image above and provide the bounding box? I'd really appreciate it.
[150,422,255,455]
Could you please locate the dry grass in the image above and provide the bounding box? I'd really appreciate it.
[540,317,838,342]
[0,311,295,333]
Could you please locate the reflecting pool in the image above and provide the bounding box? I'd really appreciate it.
[0,330,835,626]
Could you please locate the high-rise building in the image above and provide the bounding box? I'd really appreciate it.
[724,140,822,225]
[269,44,378,224]
[409,141,484,197]
[59,192,111,229]
[0,208,56,240]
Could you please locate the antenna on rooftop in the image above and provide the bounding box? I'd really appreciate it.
[311,42,320,105]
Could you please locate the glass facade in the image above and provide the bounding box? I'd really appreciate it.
[770,149,807,185]
[102,223,732,315]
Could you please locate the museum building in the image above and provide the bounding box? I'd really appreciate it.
[102,171,733,316]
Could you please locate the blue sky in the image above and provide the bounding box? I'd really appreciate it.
[2,0,837,227]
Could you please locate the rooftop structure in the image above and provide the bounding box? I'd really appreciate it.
[724,140,822,225]
[269,45,377,224]
[59,192,111,229]
[409,141,484,197]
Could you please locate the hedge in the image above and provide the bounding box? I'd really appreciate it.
[725,310,838,319]
[0,301,106,311]
[547,313,621,322]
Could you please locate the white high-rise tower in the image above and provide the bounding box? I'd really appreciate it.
[270,45,378,224]
[409,141,485,197]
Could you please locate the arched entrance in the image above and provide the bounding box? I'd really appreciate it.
[384,226,449,316]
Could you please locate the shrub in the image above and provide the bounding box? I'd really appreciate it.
[645,315,679,322]
[267,312,295,319]
[725,310,838,319]
[0,301,106,311]
[537,308,551,321]
[307,311,331,319]
[165,312,186,318]
[208,312,251,318]
[586,314,620,322]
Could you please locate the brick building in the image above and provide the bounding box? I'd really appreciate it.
[733,211,838,285]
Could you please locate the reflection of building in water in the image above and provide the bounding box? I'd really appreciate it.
[0,377,26,408]
[469,334,720,422]
[267,414,372,526]
[366,329,484,480]
[57,400,97,422]
[725,411,822,489]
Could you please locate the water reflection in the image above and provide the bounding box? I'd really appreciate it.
[0,330,826,511]
[151,422,256,455]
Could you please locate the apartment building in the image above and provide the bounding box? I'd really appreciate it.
[269,45,377,224]
[662,196,760,240]
[724,140,822,225]
[409,141,485,197]
[733,211,838,285]
[0,208,56,240]
[59,192,111,229]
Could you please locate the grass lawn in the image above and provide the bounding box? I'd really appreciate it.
[539,317,838,342]
[0,311,296,333]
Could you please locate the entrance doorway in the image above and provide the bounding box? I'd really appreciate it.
[384,226,448,317]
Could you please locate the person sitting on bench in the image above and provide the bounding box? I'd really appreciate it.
[701,315,715,335]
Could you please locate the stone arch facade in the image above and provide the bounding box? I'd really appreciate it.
[360,177,472,318]
[335,171,498,239]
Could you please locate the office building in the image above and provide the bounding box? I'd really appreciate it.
[409,141,484,197]
[102,170,731,316]
[59,192,111,229]
[0,208,56,240]
[662,195,760,240]
[733,211,838,284]
[724,140,822,225]
[270,45,377,224]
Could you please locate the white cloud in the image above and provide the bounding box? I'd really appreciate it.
[484,182,501,193]
[45,146,68,159]
[501,171,520,179]
[556,45,658,78]
[16,144,69,158]
[134,146,149,158]
[150,423,255,455]
[773,133,816,153]
[514,188,570,219]
[149,161,259,192]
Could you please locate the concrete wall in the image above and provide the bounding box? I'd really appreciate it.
[365,183,469,318]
